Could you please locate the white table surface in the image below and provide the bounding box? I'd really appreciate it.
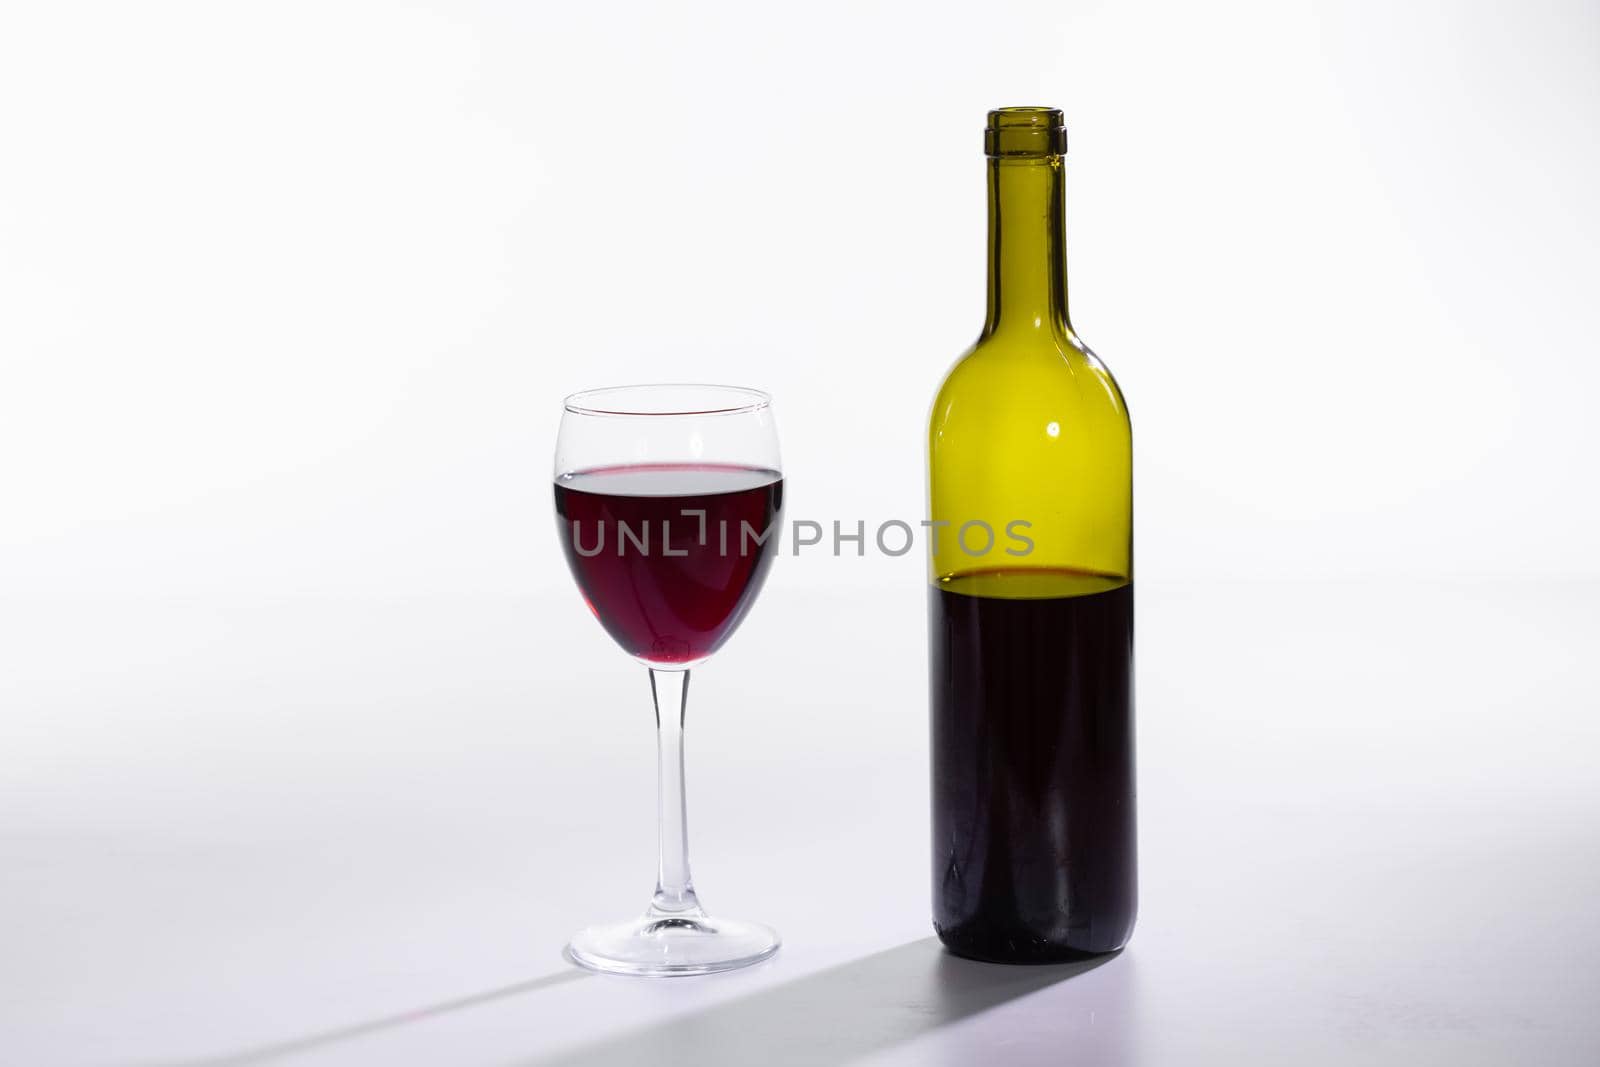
[3,578,1597,1065]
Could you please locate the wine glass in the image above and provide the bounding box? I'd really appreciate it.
[553,384,783,976]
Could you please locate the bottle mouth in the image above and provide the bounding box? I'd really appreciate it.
[985,107,1067,158]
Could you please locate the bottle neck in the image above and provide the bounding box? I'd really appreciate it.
[983,156,1071,337]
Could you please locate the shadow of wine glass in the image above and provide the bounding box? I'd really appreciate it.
[524,937,1129,1066]
[154,970,591,1067]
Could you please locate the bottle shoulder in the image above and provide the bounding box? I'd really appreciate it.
[930,327,1129,433]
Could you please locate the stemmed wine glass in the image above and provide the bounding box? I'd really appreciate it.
[553,384,784,976]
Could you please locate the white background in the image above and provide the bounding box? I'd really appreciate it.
[4,0,1598,595]
[2,2,1597,1065]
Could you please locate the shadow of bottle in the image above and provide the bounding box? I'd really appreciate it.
[527,937,1134,1066]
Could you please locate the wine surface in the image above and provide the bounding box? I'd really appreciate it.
[554,464,783,665]
[930,571,1135,961]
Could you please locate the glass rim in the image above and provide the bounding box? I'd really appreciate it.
[563,383,773,417]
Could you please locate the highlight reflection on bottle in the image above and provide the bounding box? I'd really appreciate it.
[927,108,1135,962]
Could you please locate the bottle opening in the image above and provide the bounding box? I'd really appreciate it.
[985,107,1066,158]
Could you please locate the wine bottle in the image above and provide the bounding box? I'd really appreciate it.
[927,108,1135,962]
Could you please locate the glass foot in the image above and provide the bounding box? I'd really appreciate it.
[567,908,780,977]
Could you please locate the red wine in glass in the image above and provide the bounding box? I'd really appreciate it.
[554,463,784,665]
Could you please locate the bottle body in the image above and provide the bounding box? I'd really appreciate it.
[927,109,1135,961]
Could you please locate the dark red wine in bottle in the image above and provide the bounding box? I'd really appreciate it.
[554,464,783,665]
[930,576,1134,960]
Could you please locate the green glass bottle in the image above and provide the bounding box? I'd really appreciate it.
[927,108,1135,962]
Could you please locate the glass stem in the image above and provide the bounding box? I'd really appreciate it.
[648,668,703,917]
